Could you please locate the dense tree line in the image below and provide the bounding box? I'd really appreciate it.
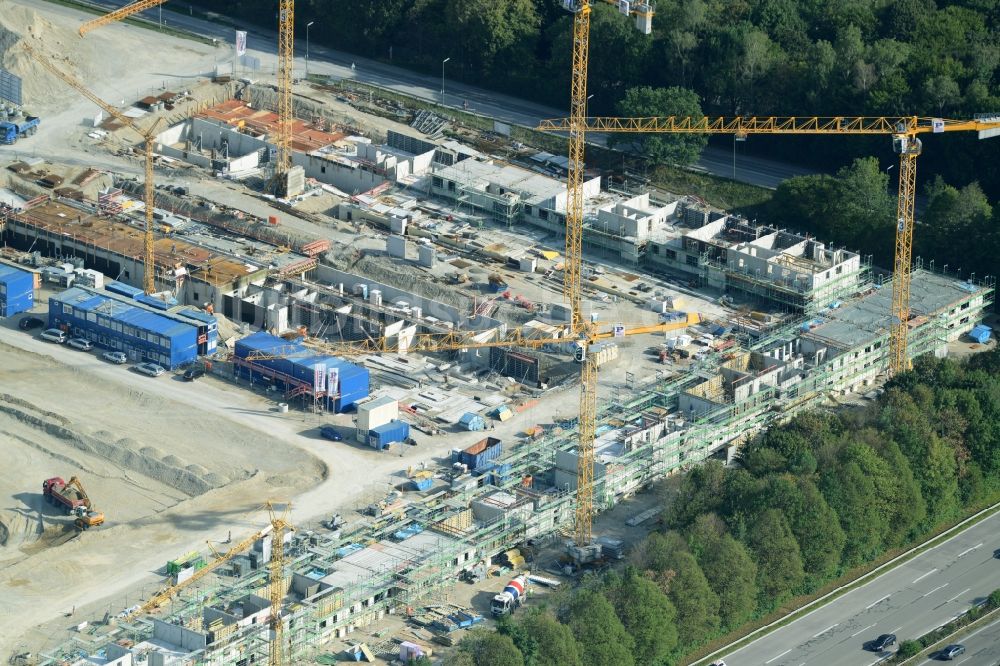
[190,0,1000,196]
[762,156,999,288]
[447,349,1000,665]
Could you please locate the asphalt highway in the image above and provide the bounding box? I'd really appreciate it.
[721,511,1000,665]
[913,615,1000,665]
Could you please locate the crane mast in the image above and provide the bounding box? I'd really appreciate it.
[274,0,295,195]
[889,133,921,374]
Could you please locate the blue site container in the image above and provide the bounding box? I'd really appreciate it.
[135,293,171,311]
[459,437,502,469]
[411,477,433,492]
[49,287,198,368]
[459,412,486,431]
[234,331,369,412]
[368,420,410,450]
[0,264,34,317]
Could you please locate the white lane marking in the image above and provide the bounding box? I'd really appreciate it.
[890,626,902,634]
[911,568,937,584]
[957,542,983,558]
[851,623,876,637]
[923,583,949,597]
[946,587,971,603]
[866,594,891,610]
[812,623,838,638]
[954,658,969,666]
[764,648,792,664]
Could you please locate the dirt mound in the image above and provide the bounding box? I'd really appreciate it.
[0,1,91,111]
[0,394,213,496]
[0,509,39,547]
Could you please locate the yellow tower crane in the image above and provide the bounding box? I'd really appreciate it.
[274,0,295,196]
[536,114,1000,375]
[26,44,159,294]
[556,0,654,547]
[267,501,292,666]
[77,0,168,36]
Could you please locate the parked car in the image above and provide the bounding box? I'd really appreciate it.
[18,316,45,331]
[708,661,727,666]
[870,634,897,652]
[940,644,965,660]
[182,366,206,381]
[319,425,343,441]
[40,328,67,343]
[134,362,165,377]
[102,351,128,364]
[67,338,94,351]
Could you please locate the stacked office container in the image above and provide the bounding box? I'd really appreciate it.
[48,287,199,368]
[0,264,34,317]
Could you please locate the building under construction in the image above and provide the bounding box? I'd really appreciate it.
[35,266,993,666]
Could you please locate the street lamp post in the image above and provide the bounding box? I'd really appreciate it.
[306,21,315,79]
[441,57,450,102]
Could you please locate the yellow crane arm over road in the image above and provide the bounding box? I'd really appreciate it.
[539,113,1000,377]
[25,44,160,294]
[78,0,169,36]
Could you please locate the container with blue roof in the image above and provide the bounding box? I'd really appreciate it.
[0,263,34,317]
[234,331,369,412]
[48,286,204,368]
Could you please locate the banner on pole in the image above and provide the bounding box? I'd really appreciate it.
[235,30,247,57]
[313,363,326,393]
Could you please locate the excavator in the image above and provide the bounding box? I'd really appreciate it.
[73,505,105,530]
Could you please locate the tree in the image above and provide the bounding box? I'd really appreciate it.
[663,460,727,529]
[503,609,582,666]
[564,590,635,666]
[645,532,721,650]
[687,514,759,630]
[744,509,805,606]
[612,86,708,166]
[605,567,678,664]
[457,630,525,666]
[821,459,886,566]
[781,478,845,585]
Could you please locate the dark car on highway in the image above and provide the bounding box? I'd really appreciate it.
[870,634,897,652]
[18,316,45,330]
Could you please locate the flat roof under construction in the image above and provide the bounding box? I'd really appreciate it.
[9,200,262,286]
[196,100,345,153]
[805,269,988,350]
[319,530,463,591]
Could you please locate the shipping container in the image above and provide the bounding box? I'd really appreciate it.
[368,420,410,450]
[0,263,34,317]
[48,287,199,369]
[459,437,502,469]
[357,396,399,440]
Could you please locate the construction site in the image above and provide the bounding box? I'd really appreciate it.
[0,1,998,665]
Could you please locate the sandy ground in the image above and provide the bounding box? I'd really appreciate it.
[0,302,576,657]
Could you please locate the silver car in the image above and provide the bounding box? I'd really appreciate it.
[102,351,127,364]
[40,328,67,343]
[134,362,165,377]
[67,338,94,351]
